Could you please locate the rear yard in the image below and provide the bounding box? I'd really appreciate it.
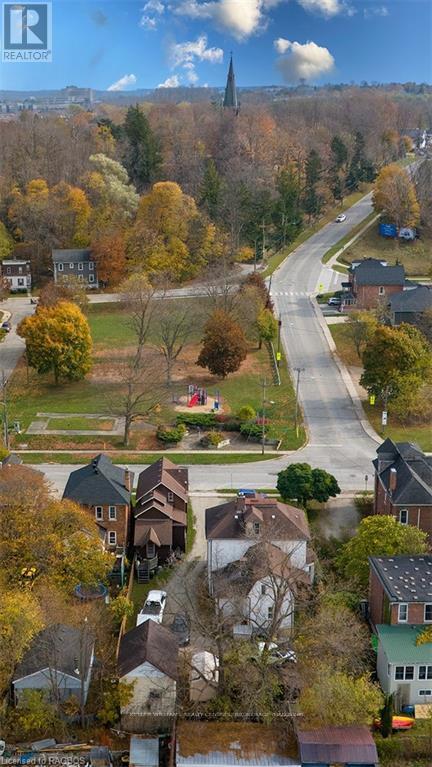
[339,225,432,277]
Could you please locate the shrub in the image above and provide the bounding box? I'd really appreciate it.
[354,492,374,517]
[238,405,256,422]
[157,423,187,444]
[201,431,225,447]
[176,413,217,428]
[240,422,263,440]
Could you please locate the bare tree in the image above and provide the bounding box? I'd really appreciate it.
[108,353,165,446]
[155,302,195,385]
[120,272,160,365]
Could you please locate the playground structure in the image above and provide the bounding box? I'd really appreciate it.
[174,385,222,414]
[187,385,208,408]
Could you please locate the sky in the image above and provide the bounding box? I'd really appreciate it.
[0,0,431,91]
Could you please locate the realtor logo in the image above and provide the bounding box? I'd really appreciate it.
[2,3,52,62]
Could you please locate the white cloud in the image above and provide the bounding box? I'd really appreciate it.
[297,0,346,16]
[276,40,335,82]
[157,74,181,87]
[174,0,280,40]
[140,15,158,29]
[139,0,164,29]
[107,74,137,91]
[144,0,165,11]
[274,37,290,54]
[364,4,388,18]
[170,34,223,67]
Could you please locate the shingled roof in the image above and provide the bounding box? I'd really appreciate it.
[118,619,178,680]
[373,439,432,505]
[213,542,310,597]
[298,726,378,766]
[52,248,93,263]
[369,554,432,603]
[63,454,133,506]
[136,458,188,505]
[350,258,405,286]
[389,284,432,314]
[14,624,93,682]
[205,497,310,541]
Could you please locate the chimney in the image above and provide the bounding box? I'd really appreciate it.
[124,467,131,492]
[389,467,397,493]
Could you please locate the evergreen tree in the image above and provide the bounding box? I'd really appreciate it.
[200,159,222,220]
[303,150,323,221]
[330,135,348,171]
[274,166,302,245]
[123,105,161,190]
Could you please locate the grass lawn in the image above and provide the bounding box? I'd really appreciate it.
[20,451,281,465]
[263,185,372,277]
[321,212,377,264]
[339,225,432,277]
[8,298,304,452]
[329,323,361,367]
[47,416,115,431]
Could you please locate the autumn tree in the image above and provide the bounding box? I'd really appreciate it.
[38,275,89,312]
[256,308,278,349]
[277,463,340,508]
[18,300,92,384]
[345,310,377,359]
[197,309,247,378]
[300,667,383,728]
[0,588,44,695]
[360,323,432,406]
[0,220,13,260]
[123,105,162,190]
[84,153,139,233]
[91,231,126,287]
[373,163,420,228]
[338,515,428,591]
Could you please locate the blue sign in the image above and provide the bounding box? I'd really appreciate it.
[379,223,397,238]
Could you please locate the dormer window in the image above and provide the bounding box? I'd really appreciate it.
[167,491,174,502]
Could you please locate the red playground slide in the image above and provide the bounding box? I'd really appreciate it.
[188,393,199,408]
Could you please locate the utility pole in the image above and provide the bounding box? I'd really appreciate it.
[277,313,282,364]
[294,367,305,438]
[1,371,9,451]
[261,377,267,456]
[261,218,267,262]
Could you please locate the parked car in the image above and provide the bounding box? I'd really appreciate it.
[257,641,297,664]
[170,613,190,646]
[327,296,341,306]
[237,488,257,497]
[335,213,347,223]
[1,321,11,333]
[136,589,167,626]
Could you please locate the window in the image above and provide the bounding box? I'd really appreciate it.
[89,274,95,283]
[267,606,274,620]
[6,267,10,274]
[58,263,64,272]
[419,690,432,696]
[69,262,74,269]
[395,666,404,680]
[395,666,414,681]
[379,286,385,296]
[399,508,408,525]
[95,506,103,521]
[78,274,84,282]
[17,278,24,286]
[425,604,432,622]
[398,603,408,623]
[253,522,260,535]
[18,266,22,274]
[108,531,117,546]
[147,542,155,558]
[89,261,94,271]
[419,666,432,680]
[405,666,414,680]
[109,506,116,520]
[261,584,266,596]
[78,262,84,271]
[167,491,174,502]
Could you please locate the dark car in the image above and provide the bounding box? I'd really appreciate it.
[1,321,11,332]
[170,613,190,646]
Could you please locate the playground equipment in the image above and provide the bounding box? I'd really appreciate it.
[187,385,208,407]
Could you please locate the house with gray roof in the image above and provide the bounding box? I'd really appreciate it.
[52,248,98,288]
[388,284,432,326]
[369,555,432,627]
[63,454,134,550]
[341,257,406,310]
[12,624,94,706]
[373,439,432,542]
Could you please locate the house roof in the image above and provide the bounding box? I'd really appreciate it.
[373,439,432,505]
[118,619,178,679]
[369,555,432,603]
[213,542,310,597]
[205,497,310,542]
[297,726,378,766]
[129,737,160,767]
[134,519,173,547]
[376,624,432,664]
[62,454,133,506]
[350,258,405,286]
[135,488,187,525]
[136,458,188,504]
[1,453,23,466]
[13,624,93,683]
[52,248,93,263]
[176,722,300,766]
[389,284,432,314]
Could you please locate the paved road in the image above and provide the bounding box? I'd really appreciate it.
[270,192,377,484]
[0,297,35,380]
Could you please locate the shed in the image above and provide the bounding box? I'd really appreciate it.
[130,737,159,767]
[190,652,219,702]
[297,726,378,766]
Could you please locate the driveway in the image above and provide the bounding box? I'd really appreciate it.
[0,296,34,380]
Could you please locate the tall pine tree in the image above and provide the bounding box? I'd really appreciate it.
[200,159,222,220]
[123,105,161,191]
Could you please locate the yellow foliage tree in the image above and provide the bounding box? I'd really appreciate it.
[373,163,420,229]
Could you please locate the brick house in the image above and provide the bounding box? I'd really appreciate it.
[369,555,432,628]
[62,454,134,550]
[388,284,432,326]
[133,458,188,577]
[341,258,405,311]
[52,249,98,288]
[0,259,31,292]
[373,439,432,541]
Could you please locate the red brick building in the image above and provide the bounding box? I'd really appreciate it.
[134,458,189,573]
[373,439,432,542]
[341,258,406,311]
[369,555,432,628]
[62,454,134,551]
[1,259,31,292]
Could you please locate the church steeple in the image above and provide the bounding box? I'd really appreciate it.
[223,54,238,111]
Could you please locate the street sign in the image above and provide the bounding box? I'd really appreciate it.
[276,352,281,361]
[382,411,388,426]
[369,394,376,405]
[319,283,324,292]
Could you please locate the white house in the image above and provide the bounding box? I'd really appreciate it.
[118,619,178,733]
[0,259,31,292]
[376,624,432,709]
[12,624,94,707]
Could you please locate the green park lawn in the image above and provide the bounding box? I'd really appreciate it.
[19,451,280,465]
[339,225,432,277]
[8,300,304,452]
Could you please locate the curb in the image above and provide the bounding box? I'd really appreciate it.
[310,297,382,445]
[326,213,380,270]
